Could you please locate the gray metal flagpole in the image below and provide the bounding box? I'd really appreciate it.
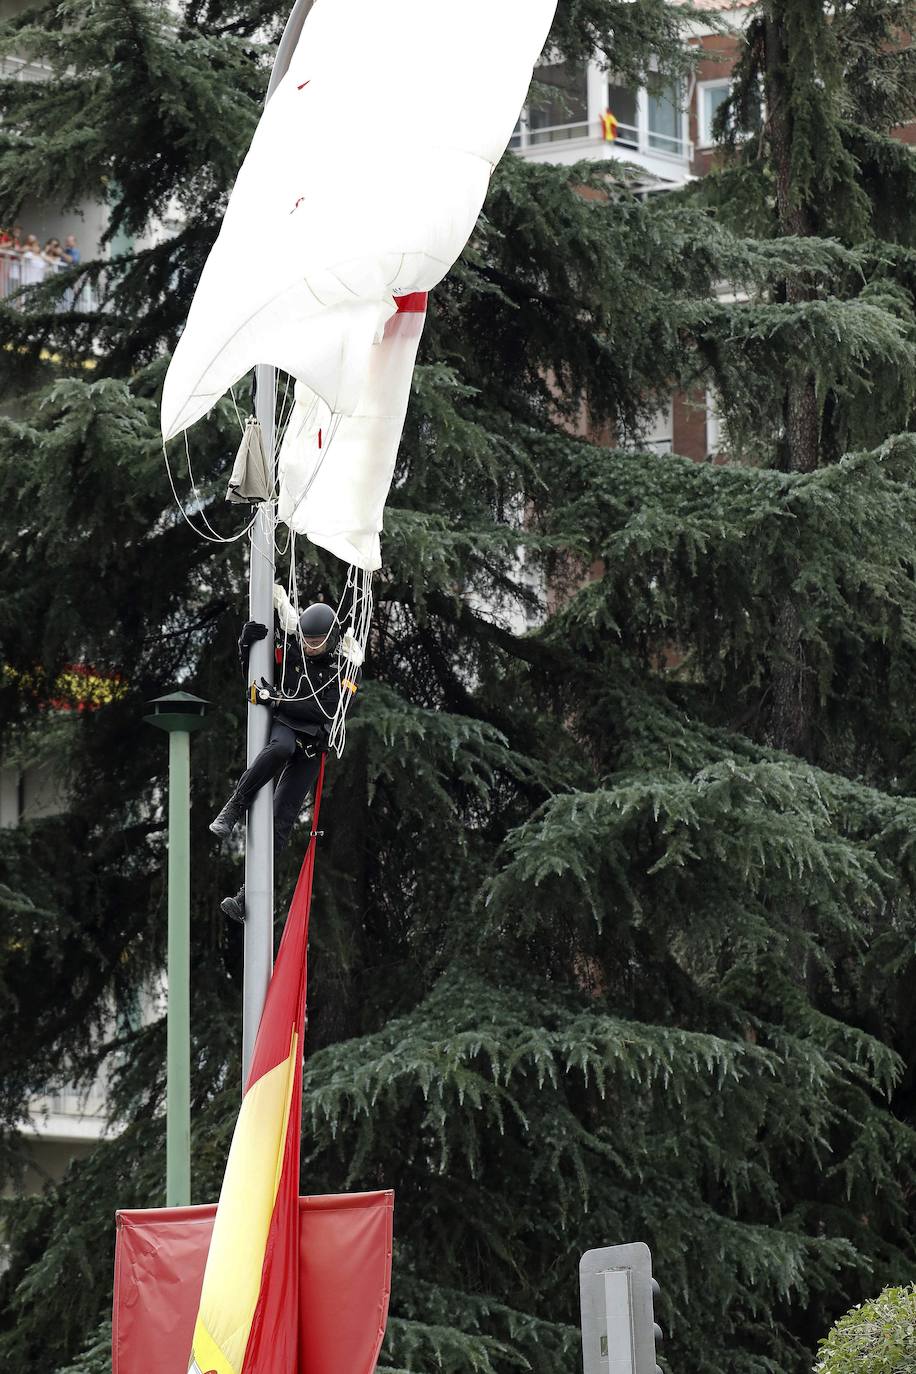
[242,0,316,1089]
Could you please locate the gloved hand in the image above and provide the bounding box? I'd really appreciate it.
[273,584,300,634]
[251,676,280,705]
[239,620,269,651]
[340,627,365,667]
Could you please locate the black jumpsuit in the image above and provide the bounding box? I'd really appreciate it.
[232,627,344,852]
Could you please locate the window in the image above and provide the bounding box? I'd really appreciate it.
[606,82,639,148]
[647,83,682,154]
[638,402,674,454]
[698,81,730,147]
[706,390,722,457]
[529,59,589,144]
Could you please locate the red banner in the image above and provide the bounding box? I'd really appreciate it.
[113,1191,393,1374]
[113,756,395,1374]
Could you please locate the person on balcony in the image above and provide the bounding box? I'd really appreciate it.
[3,227,23,293]
[62,234,81,266]
[21,236,45,284]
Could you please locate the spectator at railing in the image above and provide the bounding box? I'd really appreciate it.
[0,227,95,309]
[21,235,45,284]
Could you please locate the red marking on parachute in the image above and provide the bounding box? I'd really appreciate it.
[395,292,428,314]
[275,647,283,666]
[318,428,323,449]
[298,81,310,89]
[291,196,306,214]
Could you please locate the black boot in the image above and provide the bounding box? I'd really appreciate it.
[209,795,245,841]
[220,886,245,923]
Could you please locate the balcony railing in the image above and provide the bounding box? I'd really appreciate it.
[24,1079,110,1143]
[32,1085,107,1119]
[511,117,690,163]
[0,248,97,312]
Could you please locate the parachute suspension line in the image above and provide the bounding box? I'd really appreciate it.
[160,437,259,546]
[273,371,296,468]
[270,534,370,760]
[160,372,279,549]
[327,562,373,758]
[227,384,247,436]
[183,428,249,544]
[277,529,299,699]
[261,377,370,760]
[273,521,294,559]
[270,371,301,557]
[246,364,282,571]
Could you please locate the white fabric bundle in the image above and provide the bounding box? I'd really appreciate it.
[161,0,558,568]
[277,293,427,570]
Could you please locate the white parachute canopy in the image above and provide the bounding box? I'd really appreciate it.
[161,0,558,572]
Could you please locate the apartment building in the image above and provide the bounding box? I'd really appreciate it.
[509,1,755,462]
[0,9,92,1221]
[1,722,113,1206]
[513,0,916,460]
[0,0,108,291]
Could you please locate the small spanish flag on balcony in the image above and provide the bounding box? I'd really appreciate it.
[188,759,327,1374]
[601,110,619,142]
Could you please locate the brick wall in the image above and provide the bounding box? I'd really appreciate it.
[673,389,709,462]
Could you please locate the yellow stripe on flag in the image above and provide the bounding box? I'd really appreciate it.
[190,1031,298,1374]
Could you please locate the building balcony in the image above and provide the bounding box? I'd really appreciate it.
[511,113,692,185]
[0,247,98,312]
[511,59,693,190]
[23,1084,110,1146]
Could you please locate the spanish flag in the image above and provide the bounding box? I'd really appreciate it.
[601,110,619,142]
[188,759,326,1374]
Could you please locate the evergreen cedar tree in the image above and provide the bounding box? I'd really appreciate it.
[0,2,915,1372]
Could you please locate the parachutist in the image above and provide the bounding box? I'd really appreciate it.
[210,585,359,921]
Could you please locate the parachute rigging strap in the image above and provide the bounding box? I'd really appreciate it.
[310,753,327,845]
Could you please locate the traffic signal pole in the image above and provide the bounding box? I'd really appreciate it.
[579,1242,663,1374]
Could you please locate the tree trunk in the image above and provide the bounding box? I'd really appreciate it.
[765,7,819,755]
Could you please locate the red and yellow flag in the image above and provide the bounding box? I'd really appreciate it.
[601,110,619,142]
[189,760,326,1374]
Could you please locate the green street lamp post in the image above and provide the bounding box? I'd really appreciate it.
[145,691,210,1207]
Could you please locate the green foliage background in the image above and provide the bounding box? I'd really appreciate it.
[0,2,915,1372]
[815,1286,916,1374]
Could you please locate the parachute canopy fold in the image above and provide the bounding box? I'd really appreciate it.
[161,0,558,570]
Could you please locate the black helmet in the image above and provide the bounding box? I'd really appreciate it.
[297,602,339,656]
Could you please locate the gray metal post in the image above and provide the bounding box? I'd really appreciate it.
[241,0,315,1087]
[241,396,276,1086]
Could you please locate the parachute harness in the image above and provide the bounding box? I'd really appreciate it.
[276,531,370,759]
